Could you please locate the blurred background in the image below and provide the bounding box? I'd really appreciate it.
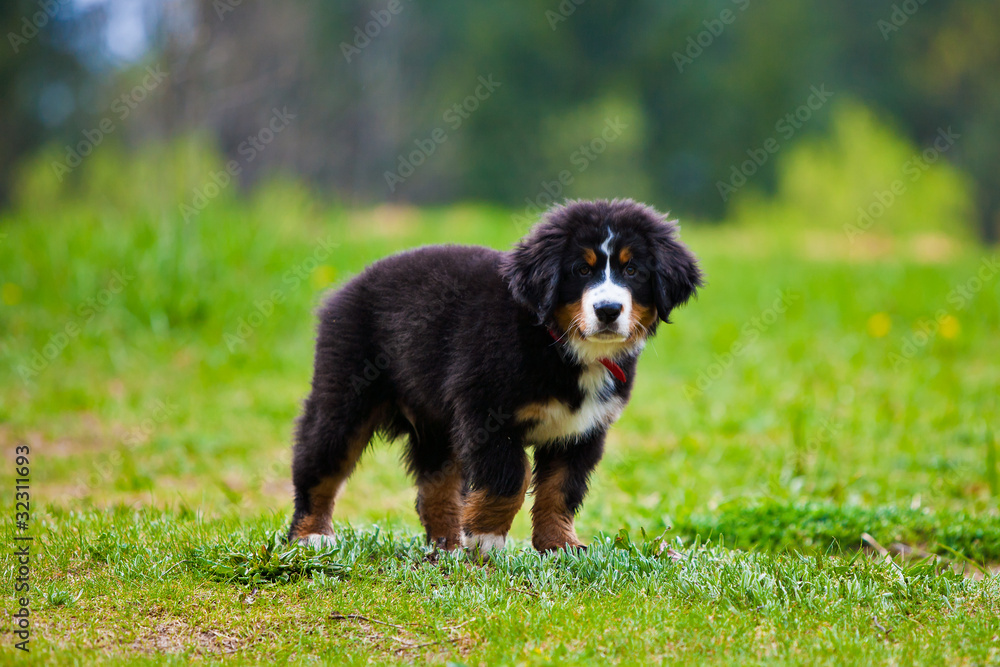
[1,1,998,538]
[1,0,998,239]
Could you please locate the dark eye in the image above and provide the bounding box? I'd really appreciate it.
[624,265,637,277]
[578,265,592,276]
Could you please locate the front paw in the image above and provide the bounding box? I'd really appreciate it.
[462,532,507,560]
[295,533,338,550]
[429,535,462,551]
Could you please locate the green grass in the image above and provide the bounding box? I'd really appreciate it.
[676,500,1000,564]
[1,146,999,664]
[3,508,997,664]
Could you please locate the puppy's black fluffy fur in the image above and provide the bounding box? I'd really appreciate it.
[289,199,702,553]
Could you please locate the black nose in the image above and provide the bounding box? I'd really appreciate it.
[594,302,623,324]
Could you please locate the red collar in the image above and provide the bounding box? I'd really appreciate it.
[547,328,627,383]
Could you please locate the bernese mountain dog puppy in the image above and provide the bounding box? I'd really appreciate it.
[288,199,702,555]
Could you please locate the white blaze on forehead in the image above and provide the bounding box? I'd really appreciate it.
[600,230,615,258]
[581,229,632,337]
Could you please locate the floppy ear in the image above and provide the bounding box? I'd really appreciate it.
[499,221,566,325]
[648,222,703,323]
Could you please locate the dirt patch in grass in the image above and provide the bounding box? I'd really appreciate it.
[129,619,247,656]
[328,611,476,660]
[35,609,251,658]
[0,416,119,458]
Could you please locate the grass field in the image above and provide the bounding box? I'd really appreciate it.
[1,157,999,664]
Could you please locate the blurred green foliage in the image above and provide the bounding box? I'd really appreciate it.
[732,101,975,239]
[1,139,997,530]
[679,499,1000,564]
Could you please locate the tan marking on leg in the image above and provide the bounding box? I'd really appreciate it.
[531,466,584,551]
[416,459,465,550]
[619,247,632,264]
[289,420,375,540]
[292,477,340,538]
[583,248,597,267]
[461,454,530,536]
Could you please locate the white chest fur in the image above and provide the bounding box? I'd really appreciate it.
[517,363,625,444]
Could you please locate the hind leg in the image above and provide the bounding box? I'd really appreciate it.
[288,396,381,545]
[406,419,464,550]
[289,288,393,545]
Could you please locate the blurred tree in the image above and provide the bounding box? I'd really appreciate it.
[0,0,89,204]
[2,0,998,240]
[890,1,1000,242]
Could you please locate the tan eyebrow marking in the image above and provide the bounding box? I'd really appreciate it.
[619,247,632,263]
[582,248,597,266]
